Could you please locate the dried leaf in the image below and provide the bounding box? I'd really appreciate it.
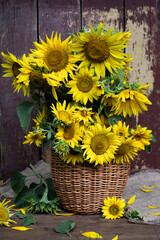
[81,231,103,238]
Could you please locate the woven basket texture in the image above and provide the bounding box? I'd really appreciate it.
[51,151,130,214]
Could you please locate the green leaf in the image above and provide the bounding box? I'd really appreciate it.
[72,146,81,153]
[145,145,152,152]
[23,213,36,226]
[10,171,27,195]
[45,178,55,200]
[108,115,124,126]
[151,133,156,142]
[54,220,76,237]
[17,101,35,131]
[16,211,26,219]
[117,68,124,81]
[14,186,37,208]
[98,103,104,115]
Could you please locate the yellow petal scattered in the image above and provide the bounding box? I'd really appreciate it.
[147,205,160,209]
[143,185,158,189]
[147,213,160,216]
[81,231,103,238]
[127,195,136,205]
[140,188,153,192]
[13,208,26,215]
[112,235,118,240]
[12,226,34,231]
[54,211,75,216]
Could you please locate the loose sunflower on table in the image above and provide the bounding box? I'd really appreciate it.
[1,22,154,167]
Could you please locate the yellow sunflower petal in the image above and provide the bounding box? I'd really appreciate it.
[112,236,118,240]
[54,211,75,216]
[12,226,34,231]
[146,213,160,216]
[147,205,160,209]
[81,231,103,238]
[127,195,136,205]
[143,185,158,189]
[13,208,26,215]
[140,188,153,192]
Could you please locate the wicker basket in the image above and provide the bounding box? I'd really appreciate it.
[51,151,130,214]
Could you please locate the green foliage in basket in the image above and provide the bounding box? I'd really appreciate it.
[1,22,156,167]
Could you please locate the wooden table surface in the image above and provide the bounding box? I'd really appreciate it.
[0,213,160,240]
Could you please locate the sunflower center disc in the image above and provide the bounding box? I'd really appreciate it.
[119,131,124,137]
[29,69,44,89]
[63,126,74,140]
[12,62,21,78]
[45,49,68,72]
[81,110,88,117]
[109,205,119,215]
[134,134,142,140]
[91,134,109,155]
[59,111,70,122]
[77,76,93,92]
[84,39,110,62]
[0,207,9,221]
[117,144,130,155]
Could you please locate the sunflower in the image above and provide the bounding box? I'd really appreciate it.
[1,51,21,78]
[82,123,120,166]
[122,54,133,83]
[71,22,126,77]
[23,131,46,147]
[17,54,61,94]
[112,137,139,164]
[12,78,30,97]
[94,113,109,128]
[31,31,77,81]
[60,149,84,165]
[55,122,82,148]
[102,196,125,220]
[53,139,70,156]
[51,100,76,125]
[73,106,93,125]
[0,199,17,227]
[112,121,130,140]
[117,30,132,43]
[111,89,152,117]
[1,51,29,96]
[101,93,117,114]
[66,67,103,105]
[131,125,152,150]
[33,106,47,129]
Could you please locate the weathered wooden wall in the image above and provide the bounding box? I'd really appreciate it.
[0,0,160,180]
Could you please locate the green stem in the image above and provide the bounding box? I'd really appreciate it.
[29,164,49,202]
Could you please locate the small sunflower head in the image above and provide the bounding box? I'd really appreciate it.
[53,140,70,156]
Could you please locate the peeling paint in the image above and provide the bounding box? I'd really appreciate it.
[126,6,157,95]
[83,8,123,30]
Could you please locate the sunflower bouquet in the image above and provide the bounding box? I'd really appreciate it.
[1,22,154,167]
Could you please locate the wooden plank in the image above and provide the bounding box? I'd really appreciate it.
[0,0,39,180]
[125,0,160,172]
[0,213,160,239]
[82,0,124,30]
[38,0,81,41]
